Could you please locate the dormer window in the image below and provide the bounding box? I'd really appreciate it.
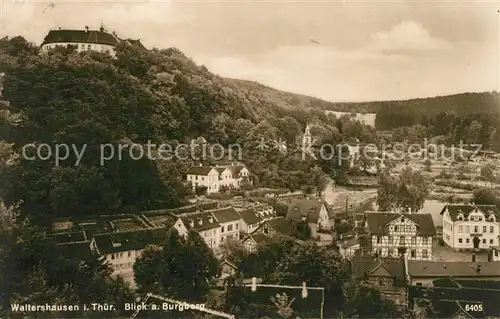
[489,215,496,222]
[457,213,464,221]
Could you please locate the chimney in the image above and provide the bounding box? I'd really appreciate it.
[85,26,89,33]
[208,216,213,223]
[189,219,194,228]
[408,207,412,215]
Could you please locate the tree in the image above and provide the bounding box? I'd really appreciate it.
[472,187,500,208]
[480,164,495,186]
[342,280,403,318]
[134,229,219,301]
[293,220,311,240]
[377,168,429,212]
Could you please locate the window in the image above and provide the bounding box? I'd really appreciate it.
[482,239,486,244]
[422,237,428,245]
[87,44,91,50]
[459,225,463,233]
[416,282,423,287]
[378,278,385,286]
[466,238,470,244]
[422,249,428,259]
[221,226,225,233]
[491,226,494,233]
[394,226,399,232]
[388,236,393,244]
[490,239,494,244]
[411,249,416,258]
[81,44,85,49]
[400,236,405,245]
[111,254,115,260]
[474,226,479,233]
[228,224,233,231]
[411,237,416,245]
[236,223,239,230]
[128,251,131,257]
[377,236,382,244]
[459,238,463,243]
[483,226,487,233]
[466,226,470,233]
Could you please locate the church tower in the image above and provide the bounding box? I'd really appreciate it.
[302,123,312,150]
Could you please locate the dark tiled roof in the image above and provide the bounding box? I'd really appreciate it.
[181,211,220,231]
[210,207,240,223]
[93,228,166,255]
[42,29,120,46]
[440,204,499,221]
[287,199,325,223]
[186,166,215,175]
[238,208,263,225]
[229,166,245,175]
[242,233,270,245]
[351,256,406,283]
[57,242,94,260]
[339,237,359,248]
[267,217,296,236]
[408,261,500,277]
[47,231,87,244]
[365,212,436,236]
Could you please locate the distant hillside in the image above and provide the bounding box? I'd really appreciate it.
[228,78,499,115]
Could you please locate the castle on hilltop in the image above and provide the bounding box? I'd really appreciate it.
[39,24,146,57]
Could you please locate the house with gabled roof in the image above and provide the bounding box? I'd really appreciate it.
[365,212,436,260]
[351,255,407,306]
[440,204,499,250]
[252,217,297,238]
[186,162,251,194]
[210,207,241,243]
[238,207,263,235]
[286,199,333,238]
[89,228,167,288]
[242,233,272,253]
[174,211,221,249]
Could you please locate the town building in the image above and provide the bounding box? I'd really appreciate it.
[351,255,407,306]
[440,204,499,250]
[364,212,436,260]
[90,228,166,288]
[219,260,238,279]
[252,216,297,238]
[338,236,360,259]
[490,246,500,261]
[186,162,250,194]
[286,199,333,239]
[173,211,221,249]
[242,233,271,253]
[237,208,264,236]
[40,25,145,56]
[211,207,241,244]
[406,260,500,286]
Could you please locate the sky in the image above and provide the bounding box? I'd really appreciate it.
[1,0,499,102]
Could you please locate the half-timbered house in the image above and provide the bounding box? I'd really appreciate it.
[365,212,436,260]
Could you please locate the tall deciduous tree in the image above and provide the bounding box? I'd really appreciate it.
[377,167,429,212]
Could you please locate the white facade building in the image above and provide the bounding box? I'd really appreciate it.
[40,26,145,57]
[186,162,250,194]
[441,204,499,250]
[365,212,436,260]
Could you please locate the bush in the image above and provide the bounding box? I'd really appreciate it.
[439,238,445,246]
